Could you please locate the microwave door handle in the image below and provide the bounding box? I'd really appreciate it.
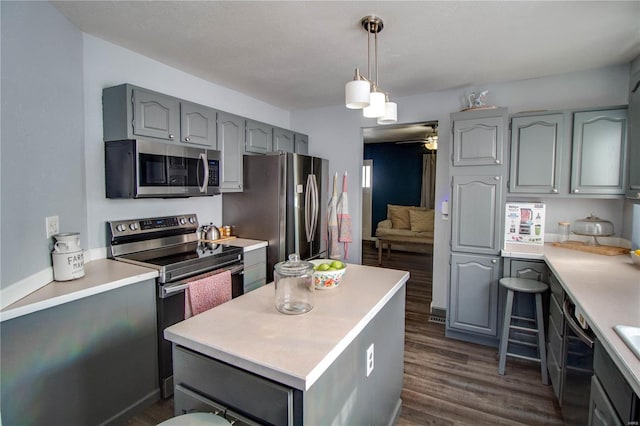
[198,152,209,193]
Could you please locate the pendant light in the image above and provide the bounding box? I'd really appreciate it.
[344,15,397,124]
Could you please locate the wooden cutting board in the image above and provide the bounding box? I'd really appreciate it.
[199,236,237,244]
[551,241,628,256]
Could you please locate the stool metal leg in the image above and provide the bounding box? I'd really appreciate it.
[535,293,549,385]
[498,289,514,375]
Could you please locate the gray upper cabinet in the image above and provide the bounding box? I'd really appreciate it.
[180,101,217,148]
[246,120,273,154]
[451,174,504,255]
[294,133,309,154]
[571,108,627,195]
[449,253,501,337]
[509,114,564,194]
[273,127,295,153]
[218,112,245,192]
[103,84,179,142]
[627,71,640,199]
[452,111,506,167]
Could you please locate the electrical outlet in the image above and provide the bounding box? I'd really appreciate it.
[46,216,59,238]
[366,343,374,377]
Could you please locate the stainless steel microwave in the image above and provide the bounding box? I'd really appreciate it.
[105,139,220,198]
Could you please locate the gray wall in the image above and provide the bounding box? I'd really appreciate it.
[1,1,87,288]
[292,65,630,312]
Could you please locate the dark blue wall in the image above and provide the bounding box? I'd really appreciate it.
[364,143,431,234]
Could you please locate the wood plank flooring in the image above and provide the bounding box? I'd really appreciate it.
[127,242,563,425]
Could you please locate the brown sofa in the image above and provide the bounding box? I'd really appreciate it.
[375,204,434,263]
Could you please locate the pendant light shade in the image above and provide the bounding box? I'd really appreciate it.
[363,89,385,118]
[377,98,397,124]
[344,15,398,123]
[345,68,370,109]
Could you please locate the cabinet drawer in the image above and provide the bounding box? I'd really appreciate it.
[244,248,266,266]
[173,345,294,425]
[594,340,639,423]
[549,273,564,303]
[549,294,564,337]
[589,375,625,426]
[547,341,562,400]
[244,262,266,282]
[548,319,564,363]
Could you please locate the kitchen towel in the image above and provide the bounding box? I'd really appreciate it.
[337,171,352,259]
[184,269,232,318]
[328,172,341,259]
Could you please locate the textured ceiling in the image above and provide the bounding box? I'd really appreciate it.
[52,1,640,112]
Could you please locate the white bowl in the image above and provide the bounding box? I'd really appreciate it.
[309,259,347,289]
[630,251,640,267]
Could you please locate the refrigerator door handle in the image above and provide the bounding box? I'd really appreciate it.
[310,174,319,240]
[305,174,314,242]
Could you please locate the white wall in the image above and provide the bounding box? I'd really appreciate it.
[1,1,86,290]
[83,35,291,249]
[292,65,630,312]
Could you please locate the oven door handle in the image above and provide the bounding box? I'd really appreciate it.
[563,298,594,348]
[160,264,244,298]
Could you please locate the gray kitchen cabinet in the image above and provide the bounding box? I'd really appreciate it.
[626,70,640,200]
[571,108,628,195]
[451,108,507,167]
[447,253,501,344]
[451,174,504,255]
[0,280,159,425]
[103,84,180,142]
[509,113,564,194]
[180,101,217,148]
[273,127,295,152]
[294,133,309,154]
[246,119,273,154]
[547,273,565,401]
[589,375,625,426]
[243,246,266,293]
[217,111,245,193]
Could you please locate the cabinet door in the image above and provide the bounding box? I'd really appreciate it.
[589,375,625,426]
[509,114,563,194]
[246,120,273,154]
[451,175,503,254]
[273,128,295,152]
[449,253,501,336]
[452,116,505,166]
[294,133,309,155]
[571,109,627,195]
[627,71,640,199]
[180,101,217,148]
[243,247,266,293]
[218,112,245,192]
[131,87,180,141]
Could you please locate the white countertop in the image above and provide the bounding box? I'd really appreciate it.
[541,244,640,395]
[164,264,409,391]
[0,260,158,322]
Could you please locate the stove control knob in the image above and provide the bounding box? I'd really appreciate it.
[116,224,126,232]
[188,217,196,224]
[179,218,187,225]
[129,223,138,231]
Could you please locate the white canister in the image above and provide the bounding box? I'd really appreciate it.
[52,250,85,281]
[53,232,82,253]
[52,233,85,281]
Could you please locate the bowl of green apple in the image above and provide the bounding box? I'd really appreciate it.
[310,259,347,289]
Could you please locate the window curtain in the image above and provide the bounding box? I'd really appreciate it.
[420,152,437,209]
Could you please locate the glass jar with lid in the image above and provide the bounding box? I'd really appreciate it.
[558,222,570,243]
[274,254,314,314]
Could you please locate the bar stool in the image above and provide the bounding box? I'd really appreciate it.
[498,277,549,385]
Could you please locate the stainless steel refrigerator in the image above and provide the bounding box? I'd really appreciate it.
[223,152,329,281]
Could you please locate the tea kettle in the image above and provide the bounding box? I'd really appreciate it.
[199,223,220,248]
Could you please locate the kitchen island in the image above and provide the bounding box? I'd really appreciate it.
[164,263,409,425]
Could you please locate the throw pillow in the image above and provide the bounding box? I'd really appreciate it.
[409,209,434,232]
[388,204,411,230]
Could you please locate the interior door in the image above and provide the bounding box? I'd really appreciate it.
[362,160,373,240]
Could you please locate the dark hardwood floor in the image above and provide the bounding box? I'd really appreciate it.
[128,242,563,425]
